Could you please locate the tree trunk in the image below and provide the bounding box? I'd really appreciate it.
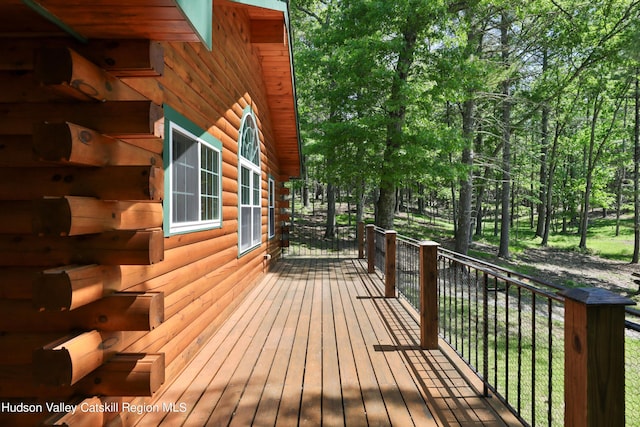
[376,186,396,230]
[633,73,640,263]
[498,12,511,259]
[579,98,600,250]
[542,122,561,246]
[474,126,485,237]
[455,98,475,255]
[615,169,623,236]
[494,179,500,237]
[616,93,626,236]
[474,184,485,237]
[375,17,418,230]
[325,183,336,238]
[578,178,592,249]
[356,180,365,225]
[536,49,549,238]
[451,177,458,235]
[302,155,310,208]
[417,184,425,215]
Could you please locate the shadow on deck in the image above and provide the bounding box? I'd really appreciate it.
[135,258,523,426]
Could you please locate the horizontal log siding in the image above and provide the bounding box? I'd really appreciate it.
[116,3,287,421]
[0,1,290,423]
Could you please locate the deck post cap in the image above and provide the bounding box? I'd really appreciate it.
[559,287,636,306]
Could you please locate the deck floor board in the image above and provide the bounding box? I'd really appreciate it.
[136,258,523,427]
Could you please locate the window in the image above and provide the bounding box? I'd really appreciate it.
[168,122,221,234]
[239,109,262,253]
[268,178,276,239]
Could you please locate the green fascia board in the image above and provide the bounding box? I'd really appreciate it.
[175,0,213,50]
[229,0,303,179]
[228,0,287,13]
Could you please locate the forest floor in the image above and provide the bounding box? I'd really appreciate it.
[470,241,640,303]
[393,209,640,305]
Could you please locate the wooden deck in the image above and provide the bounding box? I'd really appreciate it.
[135,258,522,427]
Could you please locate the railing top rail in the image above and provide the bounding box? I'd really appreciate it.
[438,248,640,320]
[627,320,640,332]
[627,307,640,332]
[440,251,564,302]
[369,225,638,321]
[396,234,422,247]
[438,247,565,291]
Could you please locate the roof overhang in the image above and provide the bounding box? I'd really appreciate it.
[17,0,204,42]
[228,0,302,178]
[14,0,302,178]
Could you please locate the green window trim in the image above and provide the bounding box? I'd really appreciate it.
[164,105,223,237]
[268,177,276,239]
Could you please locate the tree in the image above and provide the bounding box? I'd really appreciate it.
[292,0,382,233]
[372,0,448,229]
[294,0,453,231]
[498,10,514,258]
[291,0,640,261]
[447,4,487,255]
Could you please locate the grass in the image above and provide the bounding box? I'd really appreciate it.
[474,216,637,262]
[627,335,640,427]
[435,269,566,427]
[385,208,638,262]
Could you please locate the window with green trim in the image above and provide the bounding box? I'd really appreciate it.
[169,122,221,233]
[239,110,262,253]
[268,178,276,239]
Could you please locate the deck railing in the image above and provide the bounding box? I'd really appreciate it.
[282,221,358,258]
[373,226,387,275]
[437,248,565,426]
[396,235,422,310]
[362,223,638,427]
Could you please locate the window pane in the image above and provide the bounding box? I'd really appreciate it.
[172,130,198,223]
[240,206,251,251]
[269,207,275,237]
[268,180,275,238]
[200,145,219,221]
[253,172,260,205]
[240,114,260,167]
[269,180,275,207]
[241,167,251,205]
[212,194,219,220]
[252,206,261,244]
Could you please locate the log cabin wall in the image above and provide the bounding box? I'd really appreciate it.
[0,1,297,425]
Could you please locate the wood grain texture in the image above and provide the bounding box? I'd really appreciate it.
[133,259,518,427]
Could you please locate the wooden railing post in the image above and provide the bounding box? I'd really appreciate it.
[366,224,375,273]
[357,221,365,259]
[560,288,634,427]
[384,230,396,298]
[419,241,439,349]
